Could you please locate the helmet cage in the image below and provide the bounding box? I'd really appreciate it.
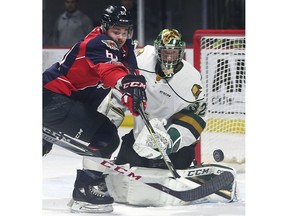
[101,6,133,39]
[154,29,186,77]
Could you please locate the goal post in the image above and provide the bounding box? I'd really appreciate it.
[193,29,246,166]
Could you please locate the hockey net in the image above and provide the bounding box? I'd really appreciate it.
[193,30,245,167]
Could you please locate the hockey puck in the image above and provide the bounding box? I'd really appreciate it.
[213,149,224,162]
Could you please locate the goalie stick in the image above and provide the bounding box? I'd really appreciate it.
[176,164,237,201]
[136,103,181,178]
[43,127,234,202]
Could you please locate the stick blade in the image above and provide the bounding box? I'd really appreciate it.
[179,171,234,202]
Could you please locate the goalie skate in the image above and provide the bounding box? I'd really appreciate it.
[68,199,113,213]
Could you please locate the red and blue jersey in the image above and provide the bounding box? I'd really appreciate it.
[43,27,138,108]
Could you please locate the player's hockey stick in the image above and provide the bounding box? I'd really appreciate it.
[43,127,234,202]
[43,127,102,157]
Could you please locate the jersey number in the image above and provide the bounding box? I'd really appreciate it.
[189,102,207,116]
[106,50,118,62]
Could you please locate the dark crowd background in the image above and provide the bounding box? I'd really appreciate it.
[43,0,245,47]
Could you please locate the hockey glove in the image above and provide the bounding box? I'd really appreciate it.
[120,74,147,116]
[133,118,173,159]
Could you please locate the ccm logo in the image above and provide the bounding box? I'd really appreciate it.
[123,82,146,89]
[100,160,142,180]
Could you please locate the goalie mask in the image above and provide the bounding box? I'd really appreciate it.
[154,29,186,78]
[101,5,133,39]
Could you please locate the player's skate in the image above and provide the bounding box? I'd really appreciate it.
[68,169,114,213]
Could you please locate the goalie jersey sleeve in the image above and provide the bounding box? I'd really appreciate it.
[166,107,207,153]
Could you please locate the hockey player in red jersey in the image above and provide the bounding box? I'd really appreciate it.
[43,5,146,213]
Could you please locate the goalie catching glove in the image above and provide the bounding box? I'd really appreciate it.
[133,118,173,159]
[119,74,147,116]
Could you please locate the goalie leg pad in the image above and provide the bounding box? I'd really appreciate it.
[105,165,195,206]
[105,164,237,206]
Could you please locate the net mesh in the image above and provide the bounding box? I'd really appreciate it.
[199,35,245,164]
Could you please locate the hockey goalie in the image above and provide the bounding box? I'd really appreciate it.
[84,111,238,207]
[84,115,237,206]
[81,28,238,208]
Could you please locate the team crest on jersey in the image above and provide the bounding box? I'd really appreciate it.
[101,40,119,50]
[192,84,202,99]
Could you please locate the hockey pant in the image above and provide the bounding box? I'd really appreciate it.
[43,89,119,157]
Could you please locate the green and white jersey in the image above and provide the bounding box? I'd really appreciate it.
[133,45,205,137]
[100,45,207,151]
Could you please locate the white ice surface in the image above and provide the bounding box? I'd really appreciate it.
[42,128,245,216]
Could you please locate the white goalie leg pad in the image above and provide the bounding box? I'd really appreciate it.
[82,156,237,205]
[103,163,132,204]
[82,156,107,172]
[82,157,132,203]
[67,199,113,213]
[105,164,237,206]
[105,165,195,206]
